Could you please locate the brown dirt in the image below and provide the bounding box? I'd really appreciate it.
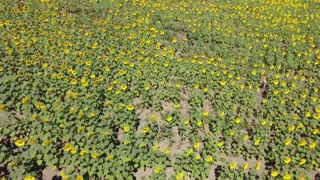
[179,100,190,119]
[136,108,151,133]
[165,166,174,179]
[203,99,213,113]
[161,101,174,113]
[170,126,190,155]
[42,167,61,180]
[133,167,153,180]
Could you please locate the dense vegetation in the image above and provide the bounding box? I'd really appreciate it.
[0,0,319,179]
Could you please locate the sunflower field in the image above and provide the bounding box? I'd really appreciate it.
[0,0,319,179]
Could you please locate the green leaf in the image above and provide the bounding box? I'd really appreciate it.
[51,158,58,165]
[134,163,139,168]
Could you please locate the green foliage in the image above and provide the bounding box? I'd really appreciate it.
[0,0,319,179]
